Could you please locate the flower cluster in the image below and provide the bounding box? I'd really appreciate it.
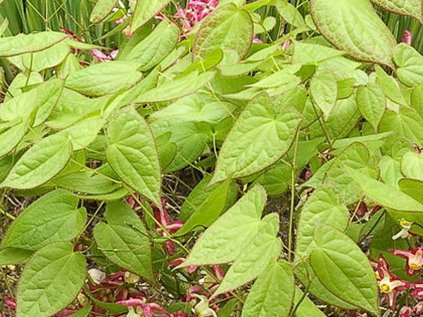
[372,250,423,313]
[176,0,219,32]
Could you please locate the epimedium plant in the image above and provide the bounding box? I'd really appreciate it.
[0,0,423,316]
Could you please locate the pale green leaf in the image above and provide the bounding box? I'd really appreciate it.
[106,107,161,204]
[0,117,29,158]
[394,43,423,87]
[375,65,407,106]
[1,190,84,250]
[241,260,294,317]
[0,31,67,57]
[370,0,423,23]
[310,69,338,117]
[357,83,386,130]
[90,0,118,23]
[62,116,105,150]
[131,0,172,32]
[194,4,253,59]
[401,151,423,180]
[93,201,153,280]
[126,20,178,71]
[183,185,266,266]
[310,0,396,67]
[65,61,142,97]
[211,93,300,184]
[347,167,423,213]
[1,133,73,189]
[17,242,86,317]
[310,225,379,315]
[135,71,215,103]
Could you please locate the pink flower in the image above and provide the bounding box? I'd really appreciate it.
[400,306,413,317]
[414,302,423,315]
[390,248,423,276]
[91,49,119,62]
[169,258,198,273]
[403,30,412,45]
[117,298,170,317]
[371,255,408,310]
[411,281,423,300]
[176,0,219,32]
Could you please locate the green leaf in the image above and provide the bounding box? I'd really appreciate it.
[305,142,377,205]
[68,304,92,317]
[370,0,423,23]
[0,31,67,57]
[151,120,210,172]
[106,107,161,204]
[9,42,70,73]
[379,108,423,151]
[93,201,153,280]
[65,61,142,97]
[90,0,118,23]
[356,83,386,130]
[62,116,105,150]
[194,4,253,60]
[375,65,407,106]
[211,93,300,184]
[310,0,396,67]
[295,188,349,258]
[394,43,423,87]
[131,0,172,32]
[0,117,29,158]
[275,0,305,27]
[0,248,33,266]
[17,242,86,317]
[125,20,179,71]
[347,167,423,213]
[1,133,73,190]
[241,260,294,317]
[182,186,281,296]
[135,71,215,103]
[310,225,379,315]
[0,189,84,250]
[401,151,423,179]
[183,185,266,266]
[310,69,338,117]
[293,287,326,317]
[292,42,344,65]
[176,177,237,236]
[0,79,64,122]
[214,213,281,296]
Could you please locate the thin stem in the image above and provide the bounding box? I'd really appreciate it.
[288,129,300,262]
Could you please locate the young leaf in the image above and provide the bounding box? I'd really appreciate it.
[106,107,161,204]
[17,242,86,317]
[310,69,338,117]
[310,225,379,316]
[0,189,84,251]
[125,20,179,71]
[213,213,281,296]
[1,133,73,190]
[135,71,215,103]
[93,201,153,281]
[375,65,407,106]
[182,185,266,266]
[176,177,237,236]
[131,0,172,32]
[275,0,305,27]
[62,116,105,150]
[310,0,396,67]
[0,117,29,158]
[241,260,295,317]
[370,0,423,23]
[295,188,349,258]
[401,152,423,179]
[0,31,67,57]
[193,4,253,60]
[394,43,423,87]
[211,93,300,184]
[65,61,142,97]
[90,0,118,23]
[356,83,386,130]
